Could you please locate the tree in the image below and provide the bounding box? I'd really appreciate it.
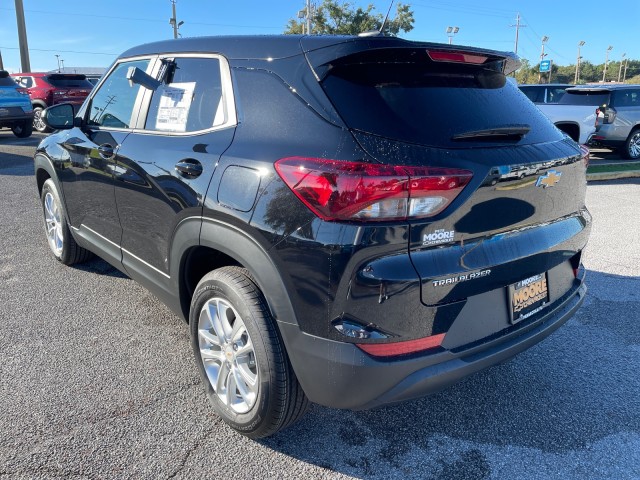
[285,1,414,36]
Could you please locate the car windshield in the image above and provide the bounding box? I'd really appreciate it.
[559,91,610,106]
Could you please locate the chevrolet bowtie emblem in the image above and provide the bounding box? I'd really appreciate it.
[536,170,562,188]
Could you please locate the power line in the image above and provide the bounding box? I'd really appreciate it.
[0,46,118,56]
[520,14,571,62]
[0,6,282,29]
[412,1,512,17]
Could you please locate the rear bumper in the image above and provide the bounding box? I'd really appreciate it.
[280,278,586,410]
[0,111,33,125]
[592,124,630,146]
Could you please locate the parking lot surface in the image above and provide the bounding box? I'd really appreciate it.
[1,130,639,479]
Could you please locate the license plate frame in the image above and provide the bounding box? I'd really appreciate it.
[509,272,549,324]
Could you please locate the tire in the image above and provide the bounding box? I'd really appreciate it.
[623,129,640,160]
[40,179,92,265]
[11,120,33,138]
[190,266,309,438]
[33,106,51,133]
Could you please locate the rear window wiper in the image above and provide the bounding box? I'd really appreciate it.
[452,125,530,142]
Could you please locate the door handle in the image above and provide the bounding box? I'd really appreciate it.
[97,143,115,160]
[175,159,203,178]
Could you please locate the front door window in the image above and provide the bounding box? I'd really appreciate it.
[87,59,150,129]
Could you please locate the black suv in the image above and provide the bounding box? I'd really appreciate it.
[35,35,590,438]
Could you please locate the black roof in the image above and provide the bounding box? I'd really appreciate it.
[119,35,519,64]
[120,35,343,60]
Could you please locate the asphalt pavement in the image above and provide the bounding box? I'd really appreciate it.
[0,130,638,479]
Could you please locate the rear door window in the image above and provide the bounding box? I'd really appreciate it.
[547,87,567,103]
[144,57,228,133]
[519,86,545,103]
[320,49,559,147]
[612,90,640,107]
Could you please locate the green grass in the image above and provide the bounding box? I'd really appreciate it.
[587,162,640,174]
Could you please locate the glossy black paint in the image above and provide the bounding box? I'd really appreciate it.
[35,35,591,410]
[114,128,234,275]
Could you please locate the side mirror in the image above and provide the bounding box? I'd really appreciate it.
[42,103,75,130]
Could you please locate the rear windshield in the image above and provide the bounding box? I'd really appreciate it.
[559,91,610,106]
[0,77,17,87]
[45,75,93,88]
[320,49,559,147]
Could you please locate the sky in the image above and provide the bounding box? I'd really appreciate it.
[0,0,638,73]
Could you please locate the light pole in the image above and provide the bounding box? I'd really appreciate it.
[618,53,626,83]
[446,26,459,45]
[538,36,549,84]
[169,0,184,39]
[623,57,629,83]
[55,54,61,72]
[60,59,64,72]
[602,45,613,82]
[574,41,585,84]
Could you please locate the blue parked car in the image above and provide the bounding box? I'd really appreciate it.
[0,70,33,138]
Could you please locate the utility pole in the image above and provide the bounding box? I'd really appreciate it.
[0,50,4,70]
[169,0,183,39]
[14,0,31,72]
[306,0,312,35]
[574,41,585,84]
[623,57,629,83]
[538,36,548,84]
[510,13,526,55]
[602,45,613,83]
[618,53,626,83]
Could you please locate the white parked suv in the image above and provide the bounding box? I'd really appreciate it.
[535,87,601,145]
[591,85,640,159]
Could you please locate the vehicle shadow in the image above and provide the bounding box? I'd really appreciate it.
[72,256,128,278]
[258,269,639,479]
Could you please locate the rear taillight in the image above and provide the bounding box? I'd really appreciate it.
[426,50,488,64]
[603,107,616,124]
[580,145,590,167]
[275,157,472,222]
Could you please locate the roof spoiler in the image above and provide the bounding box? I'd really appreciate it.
[300,37,521,80]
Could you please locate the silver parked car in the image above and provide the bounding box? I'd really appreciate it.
[591,85,640,159]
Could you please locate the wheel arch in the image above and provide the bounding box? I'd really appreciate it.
[171,217,299,329]
[34,152,56,195]
[554,122,580,143]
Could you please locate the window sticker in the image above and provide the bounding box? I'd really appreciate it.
[155,82,196,132]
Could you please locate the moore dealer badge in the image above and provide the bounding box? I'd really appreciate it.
[423,228,455,247]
